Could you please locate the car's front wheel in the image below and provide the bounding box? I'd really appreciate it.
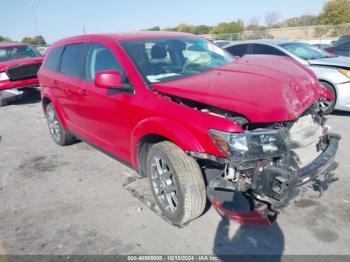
[45,103,76,146]
[146,141,206,225]
[320,81,336,114]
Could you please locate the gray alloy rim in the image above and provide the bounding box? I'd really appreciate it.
[150,156,178,214]
[47,106,61,142]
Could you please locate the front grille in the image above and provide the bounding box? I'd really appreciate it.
[6,63,41,81]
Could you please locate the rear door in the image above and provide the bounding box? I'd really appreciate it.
[56,43,87,131]
[39,46,64,102]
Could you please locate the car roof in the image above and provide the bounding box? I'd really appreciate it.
[225,39,298,47]
[0,42,29,48]
[51,31,197,47]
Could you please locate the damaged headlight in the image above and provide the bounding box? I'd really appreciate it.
[209,129,288,160]
[0,72,9,81]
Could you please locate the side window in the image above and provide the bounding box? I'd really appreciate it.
[225,44,249,57]
[252,44,286,56]
[338,41,350,49]
[60,43,84,78]
[85,43,124,82]
[44,46,63,71]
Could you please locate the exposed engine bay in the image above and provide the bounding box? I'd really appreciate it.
[166,94,341,225]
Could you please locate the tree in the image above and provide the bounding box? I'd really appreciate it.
[318,0,350,25]
[265,12,281,27]
[192,25,211,35]
[145,26,160,31]
[0,36,12,42]
[210,20,244,34]
[279,14,318,27]
[22,35,47,45]
[246,17,260,31]
[177,23,192,33]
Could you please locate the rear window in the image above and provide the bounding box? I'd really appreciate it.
[225,44,249,57]
[44,46,63,71]
[59,43,85,78]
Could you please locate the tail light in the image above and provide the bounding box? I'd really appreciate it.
[326,49,335,54]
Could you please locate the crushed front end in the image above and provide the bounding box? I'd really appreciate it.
[205,103,340,225]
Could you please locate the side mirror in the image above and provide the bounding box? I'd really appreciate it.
[94,70,124,89]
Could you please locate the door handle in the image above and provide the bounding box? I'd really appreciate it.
[78,88,88,96]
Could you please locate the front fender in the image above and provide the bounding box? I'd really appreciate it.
[319,85,335,101]
[130,117,205,168]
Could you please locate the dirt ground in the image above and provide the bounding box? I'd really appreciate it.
[1,93,350,257]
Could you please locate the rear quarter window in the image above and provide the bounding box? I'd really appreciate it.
[43,46,63,71]
[59,43,85,78]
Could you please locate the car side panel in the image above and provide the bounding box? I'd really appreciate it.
[39,35,243,169]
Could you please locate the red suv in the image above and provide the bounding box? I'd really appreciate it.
[0,42,43,106]
[38,32,340,226]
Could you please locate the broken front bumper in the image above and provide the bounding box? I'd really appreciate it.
[207,133,341,226]
[253,133,340,209]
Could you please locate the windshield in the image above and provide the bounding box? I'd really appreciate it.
[279,42,335,60]
[0,45,40,62]
[120,37,234,83]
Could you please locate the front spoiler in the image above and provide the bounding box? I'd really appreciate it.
[207,133,341,226]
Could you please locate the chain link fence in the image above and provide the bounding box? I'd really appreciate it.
[205,23,350,42]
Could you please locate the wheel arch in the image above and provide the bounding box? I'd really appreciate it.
[130,117,205,175]
[319,79,338,102]
[41,94,68,129]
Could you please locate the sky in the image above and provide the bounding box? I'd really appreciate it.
[1,0,328,44]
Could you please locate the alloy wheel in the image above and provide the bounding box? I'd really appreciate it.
[150,156,178,214]
[47,106,61,142]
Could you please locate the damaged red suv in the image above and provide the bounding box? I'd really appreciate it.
[0,42,43,106]
[38,32,340,226]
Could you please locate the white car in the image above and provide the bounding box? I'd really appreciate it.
[224,40,350,113]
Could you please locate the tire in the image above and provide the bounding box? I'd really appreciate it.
[146,141,206,225]
[0,91,7,107]
[320,81,336,114]
[0,98,7,107]
[45,103,76,146]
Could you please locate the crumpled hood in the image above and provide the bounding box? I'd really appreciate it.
[0,57,43,72]
[308,55,350,69]
[152,55,321,123]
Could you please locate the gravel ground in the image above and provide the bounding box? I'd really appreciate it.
[0,93,350,257]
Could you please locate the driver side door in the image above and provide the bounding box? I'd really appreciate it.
[78,42,134,160]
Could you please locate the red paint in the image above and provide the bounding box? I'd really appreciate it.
[325,48,335,54]
[0,43,43,91]
[39,32,324,170]
[153,55,323,123]
[320,84,335,101]
[210,197,276,226]
[95,70,123,89]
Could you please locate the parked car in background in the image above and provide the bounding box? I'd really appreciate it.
[225,40,350,113]
[326,38,350,57]
[38,32,339,226]
[330,35,350,47]
[35,45,49,56]
[213,40,233,47]
[0,42,43,106]
[312,43,332,50]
